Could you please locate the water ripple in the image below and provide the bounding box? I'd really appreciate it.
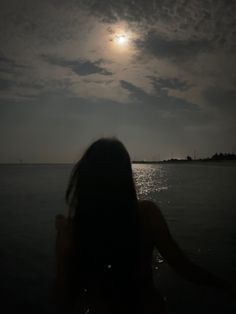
[132,164,169,199]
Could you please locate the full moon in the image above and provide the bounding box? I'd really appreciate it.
[106,23,139,56]
[115,34,128,46]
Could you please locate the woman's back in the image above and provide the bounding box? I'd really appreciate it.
[55,199,167,314]
[83,200,163,314]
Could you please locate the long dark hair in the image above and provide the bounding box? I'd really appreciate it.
[65,138,140,309]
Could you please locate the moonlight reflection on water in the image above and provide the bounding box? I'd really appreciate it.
[133,164,169,198]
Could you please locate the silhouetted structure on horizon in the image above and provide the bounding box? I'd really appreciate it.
[132,153,236,164]
[211,153,236,161]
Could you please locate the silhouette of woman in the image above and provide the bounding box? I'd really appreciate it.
[54,138,230,314]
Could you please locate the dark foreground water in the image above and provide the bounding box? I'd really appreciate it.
[0,162,236,313]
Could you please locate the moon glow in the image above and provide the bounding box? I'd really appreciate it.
[115,34,128,45]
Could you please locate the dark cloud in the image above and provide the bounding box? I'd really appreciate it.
[136,32,209,62]
[120,80,147,100]
[0,52,26,73]
[42,55,112,76]
[120,79,198,113]
[148,76,191,91]
[78,0,156,23]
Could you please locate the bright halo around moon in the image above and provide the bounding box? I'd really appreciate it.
[106,23,138,57]
[115,34,128,46]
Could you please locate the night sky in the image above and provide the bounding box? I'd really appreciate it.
[0,0,235,162]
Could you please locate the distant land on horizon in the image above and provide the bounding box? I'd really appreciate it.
[133,153,236,164]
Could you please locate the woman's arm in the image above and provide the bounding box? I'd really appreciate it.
[144,200,229,289]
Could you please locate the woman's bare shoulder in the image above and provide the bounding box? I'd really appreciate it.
[138,199,160,214]
[138,199,159,223]
[138,199,166,231]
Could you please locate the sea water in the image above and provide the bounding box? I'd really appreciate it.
[0,163,236,313]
